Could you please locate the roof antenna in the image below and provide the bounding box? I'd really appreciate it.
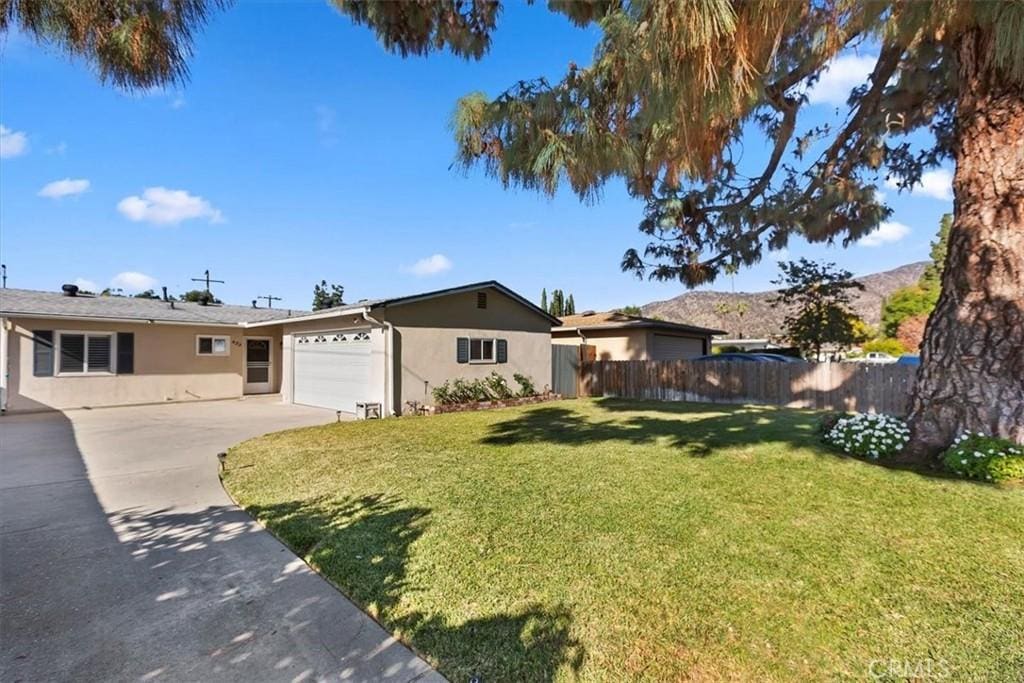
[1,264,6,288]
[257,294,282,309]
[190,269,225,299]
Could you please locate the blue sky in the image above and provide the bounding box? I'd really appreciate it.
[1,3,952,311]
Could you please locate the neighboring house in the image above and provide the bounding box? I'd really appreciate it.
[0,281,557,415]
[553,311,725,360]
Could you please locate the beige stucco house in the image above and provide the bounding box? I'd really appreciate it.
[0,281,557,416]
[553,311,724,360]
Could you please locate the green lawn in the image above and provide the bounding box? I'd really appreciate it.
[223,400,1024,681]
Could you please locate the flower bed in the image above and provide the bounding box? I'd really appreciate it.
[431,393,562,414]
[824,412,910,459]
[941,432,1024,482]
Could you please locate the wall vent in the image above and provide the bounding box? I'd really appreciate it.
[477,291,488,309]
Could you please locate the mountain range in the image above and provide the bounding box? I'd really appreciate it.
[641,261,927,339]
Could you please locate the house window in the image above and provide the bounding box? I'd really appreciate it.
[469,338,496,363]
[196,335,230,356]
[57,332,114,374]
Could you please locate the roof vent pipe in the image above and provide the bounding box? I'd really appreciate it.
[252,300,257,308]
[161,286,169,302]
[61,284,79,297]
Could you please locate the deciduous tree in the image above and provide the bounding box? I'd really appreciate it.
[771,259,865,361]
[312,280,345,311]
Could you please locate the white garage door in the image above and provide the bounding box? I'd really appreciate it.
[293,330,372,412]
[652,334,704,360]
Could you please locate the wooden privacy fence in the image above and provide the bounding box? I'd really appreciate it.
[579,360,919,415]
[551,344,596,398]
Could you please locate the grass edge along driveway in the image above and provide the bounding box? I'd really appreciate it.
[223,399,1024,682]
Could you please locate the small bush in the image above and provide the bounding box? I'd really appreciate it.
[817,411,852,438]
[513,373,536,397]
[825,412,910,460]
[861,338,907,356]
[485,371,514,400]
[941,433,1024,482]
[431,381,454,405]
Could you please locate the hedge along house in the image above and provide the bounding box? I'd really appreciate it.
[0,281,558,416]
[553,311,725,361]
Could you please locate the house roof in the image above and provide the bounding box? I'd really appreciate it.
[556,311,726,336]
[0,280,561,328]
[0,288,301,326]
[248,280,562,327]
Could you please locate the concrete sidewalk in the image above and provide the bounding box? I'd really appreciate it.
[0,398,443,682]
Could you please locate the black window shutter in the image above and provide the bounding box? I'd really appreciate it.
[456,337,469,363]
[117,332,135,374]
[496,339,508,363]
[33,331,54,377]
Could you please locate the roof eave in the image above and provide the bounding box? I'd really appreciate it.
[0,311,243,328]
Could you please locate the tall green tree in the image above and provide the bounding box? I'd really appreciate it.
[312,280,345,311]
[541,288,548,313]
[880,214,950,335]
[771,259,866,361]
[565,293,576,316]
[11,2,1022,454]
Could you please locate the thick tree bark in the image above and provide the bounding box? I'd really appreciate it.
[905,28,1024,460]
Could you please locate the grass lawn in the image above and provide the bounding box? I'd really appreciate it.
[223,399,1024,681]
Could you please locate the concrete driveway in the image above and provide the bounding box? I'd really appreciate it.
[0,398,443,682]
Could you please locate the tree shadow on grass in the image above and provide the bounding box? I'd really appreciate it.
[482,401,808,457]
[246,493,584,682]
[482,398,964,480]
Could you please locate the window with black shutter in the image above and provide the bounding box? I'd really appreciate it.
[33,331,54,377]
[117,333,135,374]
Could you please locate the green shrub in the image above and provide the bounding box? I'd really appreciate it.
[824,413,910,459]
[817,411,852,439]
[861,338,907,356]
[513,373,537,397]
[485,371,513,399]
[431,381,454,405]
[941,433,1024,482]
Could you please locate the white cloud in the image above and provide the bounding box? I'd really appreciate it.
[807,54,877,105]
[170,94,186,109]
[860,221,910,247]
[111,271,158,293]
[0,124,29,158]
[884,168,953,201]
[117,187,224,225]
[38,178,90,199]
[406,253,453,276]
[73,278,99,293]
[46,141,68,156]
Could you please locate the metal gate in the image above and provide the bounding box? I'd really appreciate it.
[551,345,581,398]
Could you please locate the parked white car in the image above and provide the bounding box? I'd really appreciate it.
[848,351,899,364]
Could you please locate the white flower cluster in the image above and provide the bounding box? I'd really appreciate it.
[944,432,1023,481]
[825,412,910,459]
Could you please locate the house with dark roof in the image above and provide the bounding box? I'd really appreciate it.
[553,310,725,361]
[0,281,558,415]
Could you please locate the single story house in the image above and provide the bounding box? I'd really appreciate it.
[553,311,725,360]
[0,281,558,416]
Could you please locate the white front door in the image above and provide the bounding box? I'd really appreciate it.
[244,337,273,394]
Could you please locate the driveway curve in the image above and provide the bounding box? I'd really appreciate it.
[0,397,443,682]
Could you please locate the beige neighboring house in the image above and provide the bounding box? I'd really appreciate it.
[553,311,724,361]
[0,281,557,416]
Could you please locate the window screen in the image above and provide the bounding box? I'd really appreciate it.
[59,334,85,373]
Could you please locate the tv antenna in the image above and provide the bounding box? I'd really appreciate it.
[191,269,225,294]
[258,294,282,309]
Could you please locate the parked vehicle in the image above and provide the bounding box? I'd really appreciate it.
[896,354,921,366]
[847,351,899,364]
[693,353,791,363]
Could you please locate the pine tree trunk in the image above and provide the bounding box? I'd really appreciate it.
[905,28,1024,460]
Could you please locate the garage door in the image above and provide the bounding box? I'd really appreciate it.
[293,330,372,412]
[651,334,704,360]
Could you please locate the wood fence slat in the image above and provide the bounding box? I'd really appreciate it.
[577,360,916,415]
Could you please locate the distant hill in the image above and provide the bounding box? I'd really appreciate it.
[641,262,927,339]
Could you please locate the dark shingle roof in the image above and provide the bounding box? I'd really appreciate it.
[0,288,304,326]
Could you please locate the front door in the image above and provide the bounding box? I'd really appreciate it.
[244,338,273,394]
